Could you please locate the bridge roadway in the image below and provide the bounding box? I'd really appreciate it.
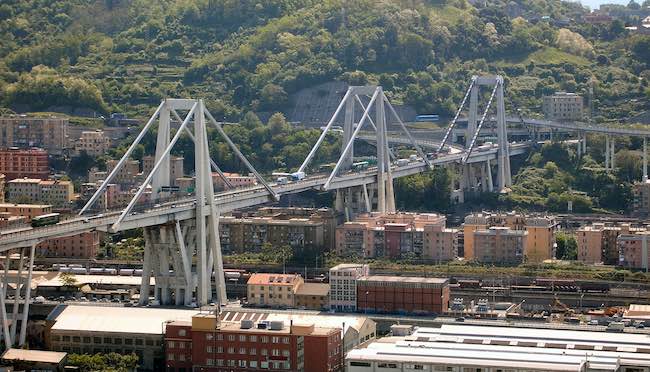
[0,143,530,251]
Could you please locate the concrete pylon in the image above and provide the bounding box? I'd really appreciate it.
[467,84,479,148]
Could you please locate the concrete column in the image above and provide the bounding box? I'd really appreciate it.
[637,138,647,182]
[495,77,511,190]
[605,136,610,170]
[609,137,616,170]
[582,132,587,155]
[140,229,152,305]
[486,159,494,192]
[18,244,36,346]
[0,251,12,347]
[151,101,171,201]
[467,85,479,148]
[342,94,355,170]
[10,248,24,343]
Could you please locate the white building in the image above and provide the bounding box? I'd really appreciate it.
[329,263,369,312]
[542,92,584,121]
[346,324,650,372]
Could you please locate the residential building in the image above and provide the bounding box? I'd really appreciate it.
[617,231,650,271]
[0,116,68,154]
[142,155,184,185]
[39,179,75,208]
[356,276,449,314]
[632,180,650,217]
[255,207,342,251]
[47,305,198,371]
[0,147,49,180]
[246,273,304,308]
[473,227,527,265]
[220,216,325,254]
[584,12,613,24]
[219,309,376,355]
[329,263,369,312]
[76,130,110,156]
[295,283,330,310]
[7,178,42,204]
[346,324,650,372]
[0,203,52,220]
[103,159,140,185]
[165,312,343,372]
[37,231,100,258]
[335,212,457,260]
[7,178,74,208]
[577,223,631,265]
[0,213,28,229]
[213,172,257,190]
[542,92,584,121]
[463,212,557,262]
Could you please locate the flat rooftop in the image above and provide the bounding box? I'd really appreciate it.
[38,273,153,287]
[347,324,650,371]
[296,283,329,297]
[358,275,448,285]
[2,348,67,364]
[220,308,372,335]
[50,305,198,335]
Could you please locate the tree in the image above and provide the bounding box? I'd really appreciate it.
[555,232,577,260]
[259,84,288,111]
[267,113,289,135]
[632,36,650,66]
[59,272,78,287]
[67,352,138,372]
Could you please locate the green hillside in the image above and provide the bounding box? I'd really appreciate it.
[0,0,648,122]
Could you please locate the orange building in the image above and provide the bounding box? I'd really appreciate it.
[0,148,49,180]
[617,231,650,271]
[246,273,304,308]
[463,212,557,262]
[0,203,52,220]
[473,227,527,265]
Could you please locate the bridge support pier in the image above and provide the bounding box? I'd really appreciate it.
[643,137,648,182]
[0,253,11,348]
[605,136,615,171]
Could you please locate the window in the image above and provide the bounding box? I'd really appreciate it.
[83,337,91,343]
[250,335,257,342]
[378,363,398,368]
[261,336,269,343]
[125,339,133,345]
[216,333,223,341]
[239,360,247,367]
[239,347,246,354]
[206,333,213,341]
[179,342,185,349]
[62,336,70,342]
[228,335,235,341]
[206,359,214,366]
[261,349,268,356]
[282,337,290,344]
[282,350,290,357]
[272,349,280,356]
[217,346,223,353]
[135,339,143,346]
[168,341,176,348]
[103,337,112,344]
[228,347,234,354]
[167,353,175,361]
[206,346,213,353]
[93,337,101,343]
[272,336,280,343]
[178,329,186,337]
[179,354,185,362]
[250,348,256,355]
[250,361,258,368]
[351,361,371,367]
[239,335,246,342]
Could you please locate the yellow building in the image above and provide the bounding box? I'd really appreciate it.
[463,212,557,262]
[246,273,304,308]
[76,130,110,156]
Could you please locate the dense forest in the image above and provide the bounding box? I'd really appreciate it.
[1,0,650,213]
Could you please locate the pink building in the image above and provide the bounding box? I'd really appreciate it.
[617,232,650,271]
[37,231,100,258]
[212,172,257,190]
[335,212,457,261]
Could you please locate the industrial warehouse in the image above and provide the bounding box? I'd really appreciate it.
[346,324,650,372]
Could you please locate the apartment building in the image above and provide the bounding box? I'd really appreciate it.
[165,313,343,372]
[0,147,49,180]
[255,207,342,251]
[617,231,650,271]
[0,203,52,220]
[76,130,110,156]
[473,227,527,265]
[542,92,584,121]
[142,155,184,185]
[463,212,557,262]
[220,216,324,254]
[37,231,100,259]
[7,178,74,208]
[576,223,632,265]
[632,180,650,217]
[0,116,68,154]
[246,273,304,308]
[100,159,140,185]
[329,263,369,312]
[335,212,458,260]
[356,276,449,314]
